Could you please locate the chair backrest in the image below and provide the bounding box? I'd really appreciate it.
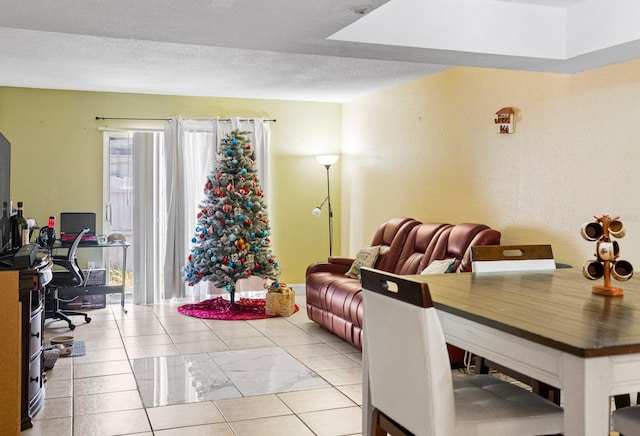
[369,218,421,272]
[51,228,89,287]
[471,244,556,273]
[361,267,455,436]
[394,223,452,275]
[67,227,90,258]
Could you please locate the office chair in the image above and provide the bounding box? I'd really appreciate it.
[45,228,92,330]
[361,267,564,436]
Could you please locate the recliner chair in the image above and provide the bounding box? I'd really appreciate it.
[45,228,92,330]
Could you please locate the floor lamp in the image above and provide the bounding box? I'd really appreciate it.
[312,155,339,256]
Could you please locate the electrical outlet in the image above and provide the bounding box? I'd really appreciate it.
[87,261,96,269]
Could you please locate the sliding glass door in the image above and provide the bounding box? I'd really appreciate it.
[103,133,134,293]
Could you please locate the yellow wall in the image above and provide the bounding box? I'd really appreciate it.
[7,56,640,285]
[342,59,640,269]
[0,87,341,284]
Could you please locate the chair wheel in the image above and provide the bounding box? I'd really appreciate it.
[85,317,92,323]
[69,324,76,331]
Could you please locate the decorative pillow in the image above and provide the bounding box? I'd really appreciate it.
[345,246,381,279]
[420,258,457,275]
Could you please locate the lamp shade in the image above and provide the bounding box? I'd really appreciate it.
[316,155,339,166]
[312,207,322,217]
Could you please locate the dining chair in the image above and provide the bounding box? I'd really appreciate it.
[613,405,640,435]
[361,267,564,436]
[470,244,556,273]
[470,244,561,404]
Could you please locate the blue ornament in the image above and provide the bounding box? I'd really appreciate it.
[195,226,200,232]
[186,272,192,279]
[253,246,259,252]
[226,148,233,155]
[274,281,280,287]
[206,249,212,255]
[246,201,253,207]
[192,237,197,243]
[274,261,279,267]
[229,234,237,242]
[241,168,247,175]
[232,139,238,145]
[228,262,234,267]
[211,256,216,262]
[226,284,232,291]
[202,228,208,235]
[237,149,243,155]
[237,214,244,221]
[232,159,238,164]
[262,231,268,237]
[250,232,255,238]
[194,249,200,255]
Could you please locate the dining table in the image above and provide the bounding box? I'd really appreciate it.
[361,268,640,435]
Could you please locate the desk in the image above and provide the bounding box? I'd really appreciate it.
[53,241,129,313]
[362,269,640,436]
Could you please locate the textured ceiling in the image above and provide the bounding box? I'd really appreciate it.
[0,0,638,103]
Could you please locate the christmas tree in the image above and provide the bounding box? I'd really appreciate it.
[183,129,281,303]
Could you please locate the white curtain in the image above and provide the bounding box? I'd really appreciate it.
[160,117,271,301]
[132,131,164,304]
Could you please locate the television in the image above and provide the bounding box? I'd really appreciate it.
[0,132,10,209]
[0,132,10,253]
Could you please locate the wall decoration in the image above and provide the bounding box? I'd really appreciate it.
[495,107,514,134]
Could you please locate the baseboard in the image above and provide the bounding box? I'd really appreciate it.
[290,283,305,295]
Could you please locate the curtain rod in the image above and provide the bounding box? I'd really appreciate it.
[95,116,276,122]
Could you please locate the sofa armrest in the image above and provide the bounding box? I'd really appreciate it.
[306,257,354,277]
[328,256,356,266]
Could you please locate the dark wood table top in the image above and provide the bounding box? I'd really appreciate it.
[407,269,640,358]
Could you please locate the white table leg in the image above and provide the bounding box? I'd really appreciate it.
[362,342,371,436]
[561,354,612,436]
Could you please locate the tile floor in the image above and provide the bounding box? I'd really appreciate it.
[24,294,365,436]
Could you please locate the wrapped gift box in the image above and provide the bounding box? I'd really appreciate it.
[265,283,295,317]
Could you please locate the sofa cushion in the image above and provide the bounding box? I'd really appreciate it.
[420,258,457,275]
[345,246,381,279]
[395,223,453,275]
[370,218,421,272]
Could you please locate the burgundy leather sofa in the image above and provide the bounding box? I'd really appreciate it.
[305,217,501,364]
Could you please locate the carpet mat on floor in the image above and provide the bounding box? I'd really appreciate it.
[68,340,86,357]
[177,297,299,320]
